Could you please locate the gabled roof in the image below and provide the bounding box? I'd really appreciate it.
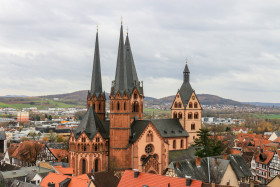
[73,106,108,140]
[118,170,202,187]
[228,154,252,180]
[151,119,189,138]
[40,173,90,187]
[90,31,103,97]
[129,119,189,143]
[10,180,39,187]
[168,157,230,184]
[274,131,280,137]
[255,151,274,165]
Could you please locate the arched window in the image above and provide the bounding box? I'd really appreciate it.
[82,159,86,174]
[173,140,176,149]
[178,112,182,119]
[117,102,120,111]
[181,139,184,148]
[153,154,159,160]
[194,102,198,108]
[191,123,195,130]
[194,113,199,119]
[124,102,126,110]
[111,103,114,111]
[132,102,139,112]
[141,155,147,163]
[98,103,101,110]
[134,93,137,99]
[95,159,99,172]
[193,136,195,140]
[178,102,182,108]
[174,102,178,108]
[173,112,177,119]
[95,144,97,151]
[146,130,153,142]
[189,102,193,108]
[188,112,192,119]
[93,103,95,110]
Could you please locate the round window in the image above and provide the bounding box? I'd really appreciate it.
[145,144,154,154]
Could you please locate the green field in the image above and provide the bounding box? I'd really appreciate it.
[0,98,84,110]
[252,114,280,119]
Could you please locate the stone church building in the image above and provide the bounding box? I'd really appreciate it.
[69,24,202,176]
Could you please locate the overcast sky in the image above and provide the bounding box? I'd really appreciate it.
[1,0,280,102]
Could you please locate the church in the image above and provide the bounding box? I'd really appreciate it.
[68,23,202,176]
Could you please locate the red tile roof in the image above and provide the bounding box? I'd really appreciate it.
[49,148,68,162]
[255,151,274,165]
[231,149,241,155]
[118,170,202,187]
[273,137,280,143]
[40,173,91,187]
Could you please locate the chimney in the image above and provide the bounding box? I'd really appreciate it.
[223,154,228,160]
[176,161,179,168]
[48,182,55,187]
[196,157,201,166]
[186,178,192,186]
[214,158,217,166]
[133,169,140,178]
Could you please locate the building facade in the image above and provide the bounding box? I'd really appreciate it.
[69,24,202,176]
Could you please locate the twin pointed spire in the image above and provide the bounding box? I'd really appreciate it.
[90,29,103,97]
[113,24,139,96]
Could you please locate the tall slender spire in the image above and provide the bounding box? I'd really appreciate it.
[113,24,127,94]
[183,62,190,83]
[90,30,102,97]
[125,34,138,89]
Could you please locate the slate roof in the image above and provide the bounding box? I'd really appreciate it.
[0,131,6,140]
[129,119,189,143]
[90,31,103,98]
[10,180,39,187]
[73,106,108,140]
[227,154,252,180]
[179,63,194,108]
[274,131,280,137]
[168,157,230,184]
[112,25,142,97]
[169,147,199,163]
[1,166,53,179]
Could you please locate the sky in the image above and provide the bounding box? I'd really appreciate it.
[0,0,280,102]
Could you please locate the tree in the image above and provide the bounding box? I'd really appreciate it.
[48,115,52,121]
[56,135,64,142]
[194,128,223,157]
[28,131,37,140]
[48,130,56,143]
[20,136,29,142]
[37,132,42,140]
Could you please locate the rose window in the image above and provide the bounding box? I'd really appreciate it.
[145,144,154,154]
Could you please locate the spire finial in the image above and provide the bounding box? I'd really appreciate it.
[97,25,98,32]
[121,16,123,24]
[126,26,128,35]
[186,57,188,64]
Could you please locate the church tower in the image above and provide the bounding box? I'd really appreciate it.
[109,24,144,170]
[171,61,202,145]
[87,30,106,120]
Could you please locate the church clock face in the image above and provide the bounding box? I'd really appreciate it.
[145,144,154,154]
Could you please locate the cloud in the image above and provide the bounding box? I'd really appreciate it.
[0,0,280,102]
